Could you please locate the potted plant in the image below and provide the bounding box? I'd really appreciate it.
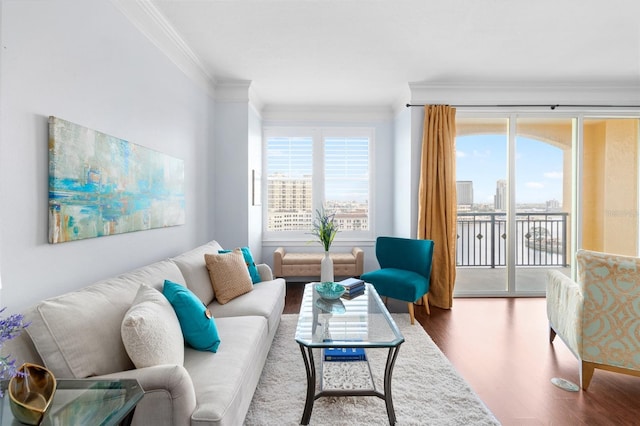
[310,208,339,282]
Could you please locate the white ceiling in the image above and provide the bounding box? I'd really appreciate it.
[149,0,640,107]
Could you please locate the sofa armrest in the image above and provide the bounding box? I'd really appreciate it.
[351,247,364,276]
[96,364,196,426]
[546,270,583,357]
[273,247,285,277]
[257,263,274,282]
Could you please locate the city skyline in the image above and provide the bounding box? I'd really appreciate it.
[456,134,563,205]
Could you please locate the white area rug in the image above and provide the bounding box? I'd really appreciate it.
[245,314,501,425]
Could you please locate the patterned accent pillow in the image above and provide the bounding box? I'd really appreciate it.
[121,284,184,367]
[205,249,254,304]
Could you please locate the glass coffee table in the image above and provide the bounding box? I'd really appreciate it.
[1,378,143,426]
[295,283,404,425]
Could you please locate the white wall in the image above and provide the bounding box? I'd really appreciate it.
[248,104,263,263]
[392,106,412,237]
[409,107,424,238]
[212,101,250,250]
[0,0,215,311]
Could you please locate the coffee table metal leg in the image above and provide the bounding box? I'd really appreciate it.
[119,407,137,426]
[299,344,316,425]
[383,345,402,425]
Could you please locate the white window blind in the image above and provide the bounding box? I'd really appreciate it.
[264,128,372,238]
[324,136,369,231]
[266,136,313,231]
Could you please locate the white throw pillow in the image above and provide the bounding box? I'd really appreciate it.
[121,283,184,368]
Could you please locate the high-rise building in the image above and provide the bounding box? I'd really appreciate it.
[266,174,368,231]
[495,179,507,211]
[456,181,473,206]
[267,174,312,230]
[546,199,561,211]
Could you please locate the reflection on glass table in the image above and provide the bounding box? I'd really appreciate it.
[1,378,143,426]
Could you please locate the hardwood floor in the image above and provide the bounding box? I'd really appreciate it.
[284,283,640,425]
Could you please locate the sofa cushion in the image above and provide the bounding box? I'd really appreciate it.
[183,315,270,426]
[171,241,224,305]
[208,278,286,336]
[26,278,137,378]
[205,250,253,305]
[25,259,184,379]
[122,284,184,368]
[163,280,221,352]
[218,247,262,283]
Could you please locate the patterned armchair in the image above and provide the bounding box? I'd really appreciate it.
[546,249,640,390]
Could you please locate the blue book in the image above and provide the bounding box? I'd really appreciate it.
[323,347,367,362]
[339,277,365,291]
[346,283,365,294]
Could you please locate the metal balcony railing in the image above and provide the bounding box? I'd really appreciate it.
[457,212,569,267]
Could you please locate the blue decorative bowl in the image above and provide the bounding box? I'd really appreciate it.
[315,282,346,300]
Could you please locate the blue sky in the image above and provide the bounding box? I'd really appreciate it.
[456,135,563,204]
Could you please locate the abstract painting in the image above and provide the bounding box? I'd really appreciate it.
[48,116,185,243]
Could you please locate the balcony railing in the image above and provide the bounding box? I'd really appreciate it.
[457,212,569,267]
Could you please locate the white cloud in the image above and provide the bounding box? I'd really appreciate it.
[526,182,544,189]
[544,171,563,179]
[472,149,491,158]
[456,150,466,158]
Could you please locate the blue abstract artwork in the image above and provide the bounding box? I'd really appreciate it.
[48,116,185,243]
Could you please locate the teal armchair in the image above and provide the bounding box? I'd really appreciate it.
[361,237,435,325]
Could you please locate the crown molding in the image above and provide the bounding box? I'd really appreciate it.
[408,81,640,107]
[111,0,217,98]
[214,80,264,112]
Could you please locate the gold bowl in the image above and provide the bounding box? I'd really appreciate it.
[9,363,57,425]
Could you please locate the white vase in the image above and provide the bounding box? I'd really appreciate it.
[320,251,334,283]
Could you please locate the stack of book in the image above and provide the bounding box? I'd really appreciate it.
[323,347,367,362]
[339,277,365,299]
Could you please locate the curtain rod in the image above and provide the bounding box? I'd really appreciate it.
[406,103,640,110]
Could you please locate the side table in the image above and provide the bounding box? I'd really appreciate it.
[1,378,144,426]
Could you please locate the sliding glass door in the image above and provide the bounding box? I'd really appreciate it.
[455,118,509,294]
[455,116,574,296]
[455,113,640,296]
[514,118,573,294]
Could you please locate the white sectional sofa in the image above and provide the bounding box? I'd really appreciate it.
[2,240,286,426]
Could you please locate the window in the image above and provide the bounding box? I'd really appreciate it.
[263,127,372,240]
[265,135,313,231]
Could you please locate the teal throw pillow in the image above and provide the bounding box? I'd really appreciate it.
[218,247,262,284]
[162,279,221,352]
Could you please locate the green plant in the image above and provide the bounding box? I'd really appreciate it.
[310,208,338,251]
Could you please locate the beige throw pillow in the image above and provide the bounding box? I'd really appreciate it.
[205,249,253,304]
[121,284,184,368]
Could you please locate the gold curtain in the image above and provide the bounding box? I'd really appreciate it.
[417,105,457,309]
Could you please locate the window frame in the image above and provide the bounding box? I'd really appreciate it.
[262,126,374,243]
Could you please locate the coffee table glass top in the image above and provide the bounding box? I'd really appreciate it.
[295,283,404,348]
[1,378,143,426]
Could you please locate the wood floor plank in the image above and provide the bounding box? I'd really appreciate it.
[284,283,640,425]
